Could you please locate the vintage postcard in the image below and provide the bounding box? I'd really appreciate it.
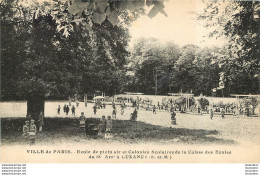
[0,0,259,163]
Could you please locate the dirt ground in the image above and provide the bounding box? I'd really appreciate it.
[1,102,260,146]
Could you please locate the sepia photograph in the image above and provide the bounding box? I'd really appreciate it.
[0,0,259,163]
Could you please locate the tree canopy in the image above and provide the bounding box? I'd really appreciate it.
[1,0,167,101]
[199,0,260,95]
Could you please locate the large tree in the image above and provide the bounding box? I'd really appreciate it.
[199,1,260,95]
[0,0,166,120]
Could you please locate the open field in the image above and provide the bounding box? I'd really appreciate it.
[0,101,260,146]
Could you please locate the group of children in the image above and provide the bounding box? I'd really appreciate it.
[209,108,225,120]
[98,115,113,138]
[22,119,37,145]
[79,112,113,138]
[57,104,77,116]
[22,112,45,145]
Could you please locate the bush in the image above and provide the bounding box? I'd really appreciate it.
[241,97,258,115]
[197,97,209,110]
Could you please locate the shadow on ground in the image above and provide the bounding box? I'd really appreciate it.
[1,117,235,145]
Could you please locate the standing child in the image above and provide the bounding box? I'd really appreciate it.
[112,108,117,119]
[22,121,30,137]
[63,104,66,113]
[210,109,214,120]
[66,105,70,116]
[57,105,61,115]
[38,112,44,132]
[72,105,76,116]
[171,111,177,125]
[105,116,113,138]
[79,112,86,131]
[153,105,156,114]
[112,101,115,109]
[221,109,225,119]
[29,119,37,145]
[165,104,168,112]
[98,115,107,135]
[121,104,124,115]
[93,105,97,115]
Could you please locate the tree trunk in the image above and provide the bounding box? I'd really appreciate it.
[26,95,45,123]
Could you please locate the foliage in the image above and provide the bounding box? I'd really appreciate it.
[199,1,260,95]
[175,96,195,107]
[241,97,258,115]
[1,1,133,101]
[169,45,222,96]
[197,97,209,110]
[126,38,180,94]
[0,0,166,38]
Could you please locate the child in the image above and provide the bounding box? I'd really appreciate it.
[105,116,113,138]
[72,105,76,116]
[66,105,70,115]
[38,112,44,132]
[198,107,201,114]
[57,105,61,115]
[63,104,66,113]
[221,109,225,119]
[112,101,115,109]
[153,105,156,114]
[22,121,30,137]
[170,105,174,112]
[93,105,97,115]
[98,116,107,135]
[210,109,214,120]
[106,116,113,131]
[112,108,117,119]
[79,112,86,130]
[171,111,177,125]
[29,119,37,145]
[121,104,124,115]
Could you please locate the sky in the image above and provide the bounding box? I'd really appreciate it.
[129,0,227,47]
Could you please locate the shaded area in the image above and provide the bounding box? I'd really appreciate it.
[1,118,235,145]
